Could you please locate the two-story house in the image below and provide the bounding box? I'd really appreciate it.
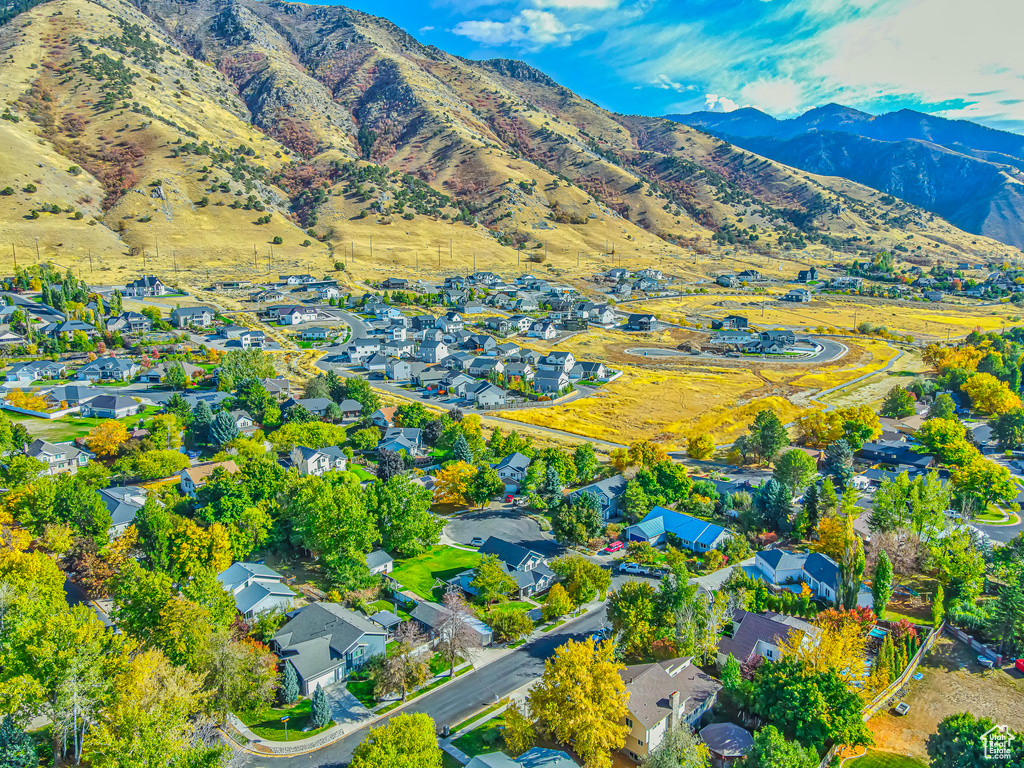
[170,305,215,328]
[716,609,820,666]
[26,438,91,476]
[451,537,555,600]
[492,452,531,492]
[218,562,296,621]
[568,474,629,520]
[180,460,240,499]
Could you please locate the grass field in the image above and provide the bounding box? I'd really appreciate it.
[452,713,507,758]
[390,546,481,601]
[8,404,162,443]
[238,699,333,742]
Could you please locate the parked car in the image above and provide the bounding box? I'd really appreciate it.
[603,541,624,553]
[504,494,515,503]
[590,627,613,642]
[470,537,485,547]
[619,562,648,575]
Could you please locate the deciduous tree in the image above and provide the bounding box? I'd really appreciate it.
[87,420,129,458]
[687,434,715,461]
[772,449,818,496]
[472,554,517,605]
[349,713,442,768]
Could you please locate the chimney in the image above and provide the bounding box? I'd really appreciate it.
[668,690,679,731]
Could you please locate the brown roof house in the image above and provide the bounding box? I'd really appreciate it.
[715,609,820,666]
[180,460,240,499]
[617,657,721,764]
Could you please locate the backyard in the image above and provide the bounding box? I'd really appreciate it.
[8,404,162,442]
[237,698,334,742]
[390,546,481,601]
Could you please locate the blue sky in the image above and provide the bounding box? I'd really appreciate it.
[331,0,1024,133]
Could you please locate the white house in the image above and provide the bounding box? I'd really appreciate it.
[493,452,530,492]
[180,460,240,499]
[753,550,874,608]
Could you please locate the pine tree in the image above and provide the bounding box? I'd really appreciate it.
[208,409,240,447]
[310,684,331,728]
[802,482,820,531]
[0,715,37,768]
[189,400,214,446]
[280,662,299,705]
[542,464,563,502]
[453,432,473,463]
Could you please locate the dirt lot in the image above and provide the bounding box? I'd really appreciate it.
[869,636,1024,760]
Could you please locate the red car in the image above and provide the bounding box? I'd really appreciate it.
[604,541,625,553]
[505,494,515,503]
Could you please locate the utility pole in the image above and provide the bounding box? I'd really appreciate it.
[35,238,40,263]
[351,241,355,262]
[173,251,177,274]
[12,245,16,270]
[253,245,257,268]
[473,253,476,272]
[88,250,91,273]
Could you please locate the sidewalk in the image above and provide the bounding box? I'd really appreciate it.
[439,681,537,766]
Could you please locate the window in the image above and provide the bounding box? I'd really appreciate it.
[766,649,773,659]
[625,717,633,729]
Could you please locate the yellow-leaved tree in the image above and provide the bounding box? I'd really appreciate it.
[962,372,1022,415]
[777,621,868,689]
[87,420,130,458]
[432,461,476,506]
[528,638,629,768]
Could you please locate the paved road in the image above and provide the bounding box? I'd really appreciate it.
[239,607,610,768]
[445,504,563,558]
[626,337,849,366]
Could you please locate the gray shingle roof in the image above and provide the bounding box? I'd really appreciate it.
[365,550,393,569]
[620,657,722,730]
[274,603,384,682]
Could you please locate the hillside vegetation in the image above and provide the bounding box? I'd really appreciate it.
[0,0,1017,291]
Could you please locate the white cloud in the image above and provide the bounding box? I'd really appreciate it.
[419,25,436,33]
[532,0,619,8]
[738,78,803,113]
[451,9,587,49]
[704,93,739,112]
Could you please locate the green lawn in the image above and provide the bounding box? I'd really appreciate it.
[346,677,377,709]
[429,652,465,677]
[391,546,481,601]
[442,752,463,768]
[452,713,507,757]
[847,750,927,768]
[350,465,376,481]
[452,699,508,733]
[238,698,334,742]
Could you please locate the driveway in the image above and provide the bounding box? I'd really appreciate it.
[324,684,372,728]
[445,504,563,558]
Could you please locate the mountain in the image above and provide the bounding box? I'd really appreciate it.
[668,105,1024,248]
[0,0,1015,288]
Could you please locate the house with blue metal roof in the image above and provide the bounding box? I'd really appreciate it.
[624,507,732,552]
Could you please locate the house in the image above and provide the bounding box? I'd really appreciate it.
[466,334,497,353]
[124,275,167,297]
[466,382,507,408]
[626,508,733,552]
[281,397,333,418]
[6,360,66,383]
[105,312,151,334]
[381,278,409,290]
[436,312,464,332]
[180,460,240,499]
[452,537,555,600]
[716,274,737,288]
[504,362,535,382]
[528,321,557,340]
[781,288,812,303]
[736,269,761,281]
[858,441,934,471]
[484,316,514,334]
[317,286,342,301]
[39,385,102,410]
[569,474,629,519]
[217,562,296,621]
[577,361,608,380]
[747,330,796,354]
[182,391,232,410]
[383,339,416,358]
[533,369,569,394]
[251,289,285,303]
[540,351,575,372]
[366,550,394,576]
[797,267,819,283]
[753,549,873,608]
[717,314,760,333]
[347,338,382,365]
[507,315,533,334]
[170,305,215,328]
[442,372,477,397]
[493,452,531,492]
[278,306,319,325]
[413,367,446,390]
[81,394,140,419]
[626,314,657,331]
[924,290,944,302]
[364,353,387,374]
[379,427,422,455]
[700,723,754,767]
[338,399,363,420]
[458,301,485,314]
[39,319,99,340]
[716,609,821,666]
[230,409,257,434]
[26,438,90,476]
[289,445,334,476]
[387,325,408,342]
[300,326,331,341]
[369,407,397,429]
[368,610,402,637]
[831,276,864,291]
[408,599,493,647]
[0,330,25,346]
[272,603,387,695]
[262,376,292,400]
[239,330,267,350]
[99,485,147,537]
[467,357,504,378]
[76,357,139,382]
[385,357,412,381]
[419,340,449,364]
[618,656,721,764]
[138,361,203,384]
[280,274,316,285]
[466,749,577,768]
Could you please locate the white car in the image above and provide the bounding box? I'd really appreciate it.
[470,537,485,547]
[619,562,648,575]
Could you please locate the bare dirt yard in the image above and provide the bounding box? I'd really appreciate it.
[868,636,1024,760]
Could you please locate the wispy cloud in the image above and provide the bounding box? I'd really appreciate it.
[419,25,436,33]
[452,9,587,50]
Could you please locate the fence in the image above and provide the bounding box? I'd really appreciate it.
[860,621,943,721]
[0,403,80,419]
[944,623,1003,666]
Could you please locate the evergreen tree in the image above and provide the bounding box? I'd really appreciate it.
[0,715,37,768]
[188,400,214,446]
[873,550,894,618]
[802,482,820,532]
[542,464,563,502]
[280,662,299,705]
[753,478,792,533]
[824,439,854,490]
[310,684,331,728]
[208,409,240,447]
[819,477,838,517]
[165,393,192,426]
[747,409,789,465]
[453,432,473,463]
